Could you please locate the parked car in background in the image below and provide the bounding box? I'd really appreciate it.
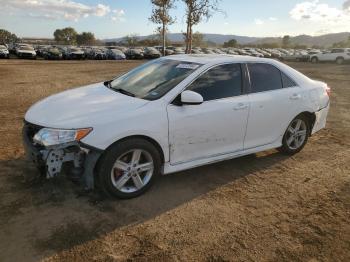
[226,49,238,55]
[23,55,330,199]
[0,45,10,58]
[89,48,107,60]
[191,49,204,54]
[310,48,350,64]
[125,48,144,59]
[16,45,36,59]
[65,47,85,60]
[43,47,63,60]
[172,47,186,55]
[281,51,309,62]
[202,48,215,54]
[153,46,174,56]
[143,47,161,59]
[106,49,126,60]
[35,45,49,57]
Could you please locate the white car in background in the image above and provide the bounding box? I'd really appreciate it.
[23,55,330,199]
[0,45,10,58]
[310,48,350,64]
[16,44,36,59]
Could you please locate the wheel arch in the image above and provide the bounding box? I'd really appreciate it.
[296,111,316,135]
[114,135,165,164]
[95,135,165,167]
[92,135,166,188]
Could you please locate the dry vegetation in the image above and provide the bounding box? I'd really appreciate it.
[0,59,349,262]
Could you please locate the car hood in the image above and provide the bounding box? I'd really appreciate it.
[18,50,36,54]
[71,51,84,55]
[25,82,149,128]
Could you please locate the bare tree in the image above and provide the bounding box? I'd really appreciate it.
[149,0,175,56]
[182,0,221,53]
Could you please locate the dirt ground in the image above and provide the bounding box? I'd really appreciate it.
[0,59,349,262]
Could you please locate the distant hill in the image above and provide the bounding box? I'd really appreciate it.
[104,32,350,47]
[251,32,350,47]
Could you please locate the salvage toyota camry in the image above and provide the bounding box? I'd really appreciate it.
[23,55,330,198]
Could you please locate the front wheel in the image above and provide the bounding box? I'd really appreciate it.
[97,138,161,199]
[311,57,318,63]
[279,116,310,155]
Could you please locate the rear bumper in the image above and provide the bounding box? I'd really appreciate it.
[312,104,330,135]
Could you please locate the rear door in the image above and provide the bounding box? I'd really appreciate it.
[167,63,250,164]
[244,63,302,149]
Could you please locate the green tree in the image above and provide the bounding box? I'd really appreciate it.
[282,35,291,48]
[54,27,78,45]
[149,0,175,55]
[0,29,19,44]
[123,34,139,47]
[223,39,238,48]
[182,0,221,53]
[76,32,96,46]
[192,32,204,47]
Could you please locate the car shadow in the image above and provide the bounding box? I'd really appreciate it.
[0,150,290,260]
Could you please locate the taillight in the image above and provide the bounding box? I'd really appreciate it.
[325,85,331,97]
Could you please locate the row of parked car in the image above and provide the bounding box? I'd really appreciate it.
[1,43,349,64]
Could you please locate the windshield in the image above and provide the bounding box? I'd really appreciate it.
[111,49,123,54]
[145,47,157,52]
[110,59,201,101]
[21,46,34,51]
[49,48,60,52]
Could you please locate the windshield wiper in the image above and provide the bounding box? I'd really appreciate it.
[104,80,135,97]
[114,88,136,97]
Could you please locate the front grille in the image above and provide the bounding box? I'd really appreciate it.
[19,53,34,58]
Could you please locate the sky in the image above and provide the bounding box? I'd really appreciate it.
[0,0,349,39]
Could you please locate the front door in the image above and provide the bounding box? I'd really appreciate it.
[167,63,250,165]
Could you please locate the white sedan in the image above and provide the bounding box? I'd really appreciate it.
[23,55,330,198]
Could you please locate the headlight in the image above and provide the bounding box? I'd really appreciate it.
[33,128,92,147]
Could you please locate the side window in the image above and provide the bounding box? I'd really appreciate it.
[187,63,242,101]
[281,72,297,88]
[248,63,283,93]
[332,49,343,53]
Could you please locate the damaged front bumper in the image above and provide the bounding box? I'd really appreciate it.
[22,122,102,189]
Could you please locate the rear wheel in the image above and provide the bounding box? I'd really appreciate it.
[336,57,344,65]
[279,116,310,155]
[97,138,161,199]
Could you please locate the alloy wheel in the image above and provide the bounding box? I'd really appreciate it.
[285,119,307,150]
[111,149,154,193]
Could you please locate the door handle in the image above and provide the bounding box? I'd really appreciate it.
[290,93,301,100]
[233,103,248,111]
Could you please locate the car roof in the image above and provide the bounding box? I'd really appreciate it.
[165,54,278,65]
[164,54,312,85]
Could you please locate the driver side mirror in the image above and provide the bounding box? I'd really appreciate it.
[181,90,203,105]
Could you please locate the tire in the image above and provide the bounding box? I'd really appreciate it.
[311,57,318,63]
[97,138,161,199]
[336,57,344,65]
[279,115,310,155]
